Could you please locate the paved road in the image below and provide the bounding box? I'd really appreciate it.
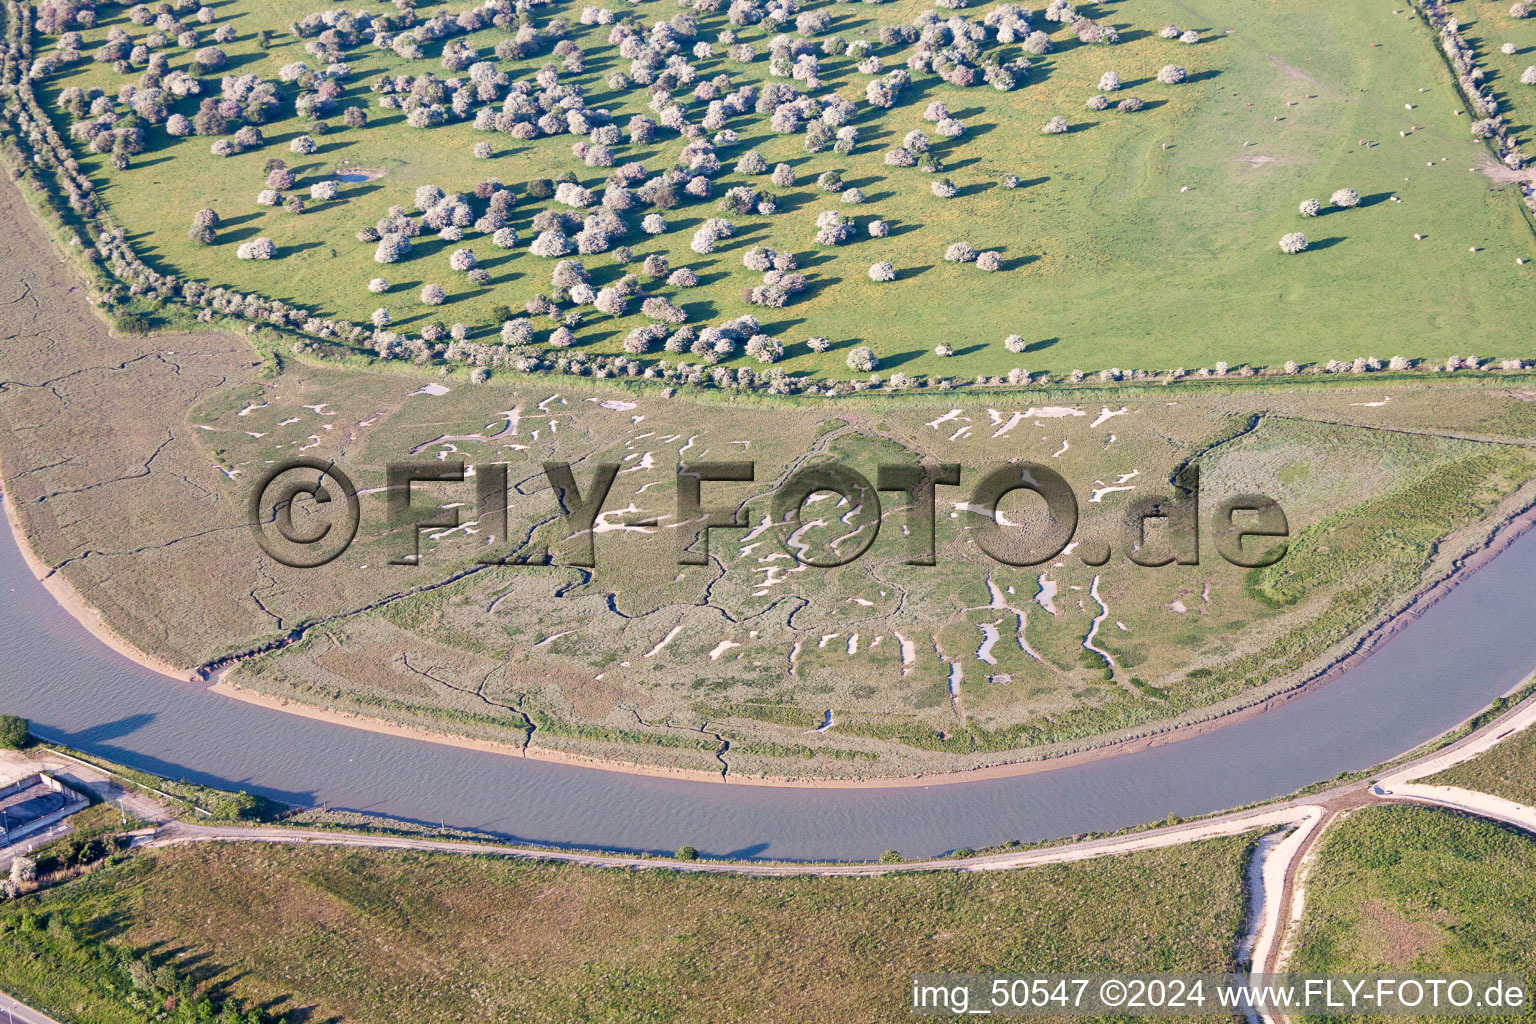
[0,989,65,1024]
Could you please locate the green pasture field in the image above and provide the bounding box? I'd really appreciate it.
[27,0,1536,381]
[0,836,1251,1023]
[1424,720,1536,806]
[1290,804,1536,1024]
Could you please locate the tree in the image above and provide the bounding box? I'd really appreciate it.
[1117,96,1145,112]
[421,283,446,305]
[1299,198,1321,217]
[846,345,877,372]
[1087,94,1109,110]
[944,242,979,262]
[931,178,957,197]
[1157,64,1187,84]
[868,261,895,281]
[1041,116,1068,134]
[1330,188,1360,208]
[675,845,699,861]
[976,251,1002,271]
[1099,70,1121,91]
[0,714,30,749]
[1004,334,1028,353]
[1523,66,1536,85]
[236,237,275,259]
[374,233,410,263]
[1278,232,1307,254]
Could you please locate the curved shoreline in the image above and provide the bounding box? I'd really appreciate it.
[5,467,1534,791]
[1,486,189,683]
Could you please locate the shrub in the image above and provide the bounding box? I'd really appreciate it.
[868,219,890,238]
[976,251,1002,271]
[771,163,796,186]
[1278,232,1307,254]
[1004,334,1028,353]
[1087,94,1108,110]
[1299,198,1321,217]
[310,180,338,201]
[421,283,446,304]
[1157,64,1187,84]
[745,334,784,364]
[675,845,699,861]
[236,237,275,259]
[1330,187,1360,208]
[1523,66,1536,85]
[934,344,953,356]
[944,241,979,262]
[1117,96,1144,112]
[0,715,30,749]
[367,278,388,294]
[290,134,317,155]
[492,227,518,248]
[931,178,957,198]
[473,141,493,159]
[1099,70,1121,91]
[374,233,410,263]
[1041,116,1068,134]
[868,260,895,281]
[449,248,478,272]
[846,345,877,372]
[667,268,699,287]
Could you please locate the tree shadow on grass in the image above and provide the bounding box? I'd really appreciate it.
[1357,192,1395,209]
[885,221,921,239]
[1306,236,1346,251]
[775,190,818,214]
[1026,337,1059,353]
[1001,253,1038,271]
[222,224,265,244]
[880,349,926,369]
[956,181,995,198]
[894,263,932,281]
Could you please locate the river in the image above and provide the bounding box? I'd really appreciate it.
[2,506,1533,861]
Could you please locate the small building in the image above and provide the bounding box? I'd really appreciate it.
[0,771,88,851]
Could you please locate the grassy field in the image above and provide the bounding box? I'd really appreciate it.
[27,0,1536,381]
[1290,805,1536,1023]
[1424,720,1536,806]
[0,836,1252,1024]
